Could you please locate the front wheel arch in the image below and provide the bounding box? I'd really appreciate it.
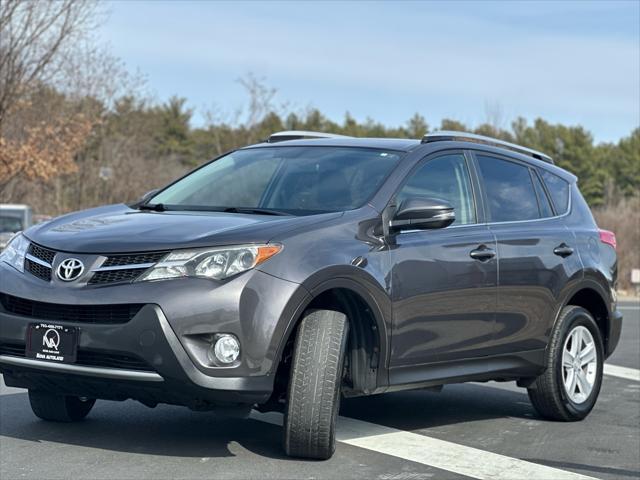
[271,274,390,404]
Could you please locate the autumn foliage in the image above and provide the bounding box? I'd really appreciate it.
[0,108,93,188]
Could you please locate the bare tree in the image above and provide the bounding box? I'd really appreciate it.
[0,0,100,126]
[237,73,276,143]
[0,0,105,199]
[483,100,506,131]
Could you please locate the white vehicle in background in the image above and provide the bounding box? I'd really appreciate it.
[0,204,32,249]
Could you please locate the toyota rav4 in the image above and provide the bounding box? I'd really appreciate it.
[0,130,622,459]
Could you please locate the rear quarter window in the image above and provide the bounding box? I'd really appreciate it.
[532,171,554,218]
[539,169,570,214]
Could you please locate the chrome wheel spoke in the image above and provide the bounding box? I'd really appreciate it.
[579,343,596,366]
[562,325,598,404]
[570,328,581,356]
[563,349,575,369]
[576,370,590,394]
[565,368,577,394]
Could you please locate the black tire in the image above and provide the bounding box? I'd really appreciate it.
[283,309,349,460]
[28,390,96,422]
[527,306,604,421]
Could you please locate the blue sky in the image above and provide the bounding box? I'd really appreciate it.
[100,0,640,143]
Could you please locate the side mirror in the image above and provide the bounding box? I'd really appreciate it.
[390,197,455,232]
[139,189,159,203]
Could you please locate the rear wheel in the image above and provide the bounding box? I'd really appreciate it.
[528,306,603,421]
[283,309,349,460]
[28,390,96,422]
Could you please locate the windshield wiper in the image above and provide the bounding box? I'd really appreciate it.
[223,207,291,216]
[137,203,167,212]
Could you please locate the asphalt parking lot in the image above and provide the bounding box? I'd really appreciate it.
[1,301,638,480]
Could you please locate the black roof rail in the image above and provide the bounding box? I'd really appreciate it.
[422,131,554,164]
[267,130,352,143]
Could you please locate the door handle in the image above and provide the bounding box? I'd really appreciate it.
[470,245,496,261]
[553,243,574,258]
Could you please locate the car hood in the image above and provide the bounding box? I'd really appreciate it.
[24,204,342,253]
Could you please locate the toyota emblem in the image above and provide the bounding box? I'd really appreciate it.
[57,258,84,282]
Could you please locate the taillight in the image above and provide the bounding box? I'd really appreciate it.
[598,229,616,250]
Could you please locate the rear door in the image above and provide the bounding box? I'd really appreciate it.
[472,153,582,354]
[389,151,498,383]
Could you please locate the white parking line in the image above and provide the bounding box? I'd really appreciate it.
[250,411,597,480]
[604,364,640,382]
[0,376,23,396]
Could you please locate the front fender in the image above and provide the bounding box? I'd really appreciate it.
[271,265,392,390]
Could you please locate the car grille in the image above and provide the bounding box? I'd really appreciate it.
[88,251,168,285]
[89,252,169,285]
[88,269,148,285]
[0,293,144,324]
[101,252,167,268]
[28,243,56,264]
[24,243,56,281]
[24,258,52,281]
[0,342,155,372]
[21,243,167,286]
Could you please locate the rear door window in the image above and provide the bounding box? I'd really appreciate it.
[539,169,570,214]
[476,155,540,222]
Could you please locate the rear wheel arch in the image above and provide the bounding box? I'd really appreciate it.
[551,280,612,357]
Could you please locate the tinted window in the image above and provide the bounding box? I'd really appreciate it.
[477,156,540,222]
[150,147,402,215]
[539,169,570,214]
[397,154,475,225]
[532,172,554,218]
[0,215,23,233]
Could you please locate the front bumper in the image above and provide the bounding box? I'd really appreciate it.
[0,303,272,407]
[0,264,308,408]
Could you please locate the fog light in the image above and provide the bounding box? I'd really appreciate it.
[209,334,240,364]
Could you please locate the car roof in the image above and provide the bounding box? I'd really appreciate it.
[242,137,422,152]
[241,131,576,182]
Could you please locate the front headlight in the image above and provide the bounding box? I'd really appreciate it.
[0,233,29,273]
[137,244,282,282]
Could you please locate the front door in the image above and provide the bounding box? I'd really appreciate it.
[389,152,498,384]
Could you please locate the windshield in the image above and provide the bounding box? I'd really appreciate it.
[149,146,403,215]
[0,215,23,233]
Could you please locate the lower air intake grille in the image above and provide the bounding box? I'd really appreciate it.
[0,293,144,324]
[0,343,24,357]
[0,343,154,372]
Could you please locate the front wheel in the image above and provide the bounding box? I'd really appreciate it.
[283,309,349,460]
[528,306,603,421]
[28,390,96,422]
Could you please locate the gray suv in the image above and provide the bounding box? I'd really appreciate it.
[0,131,622,459]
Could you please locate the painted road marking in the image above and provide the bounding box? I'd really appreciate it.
[0,378,621,479]
[604,364,640,382]
[251,411,597,480]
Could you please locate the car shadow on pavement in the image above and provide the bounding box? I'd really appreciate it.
[523,459,640,478]
[0,382,532,460]
[0,391,289,460]
[340,381,535,431]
